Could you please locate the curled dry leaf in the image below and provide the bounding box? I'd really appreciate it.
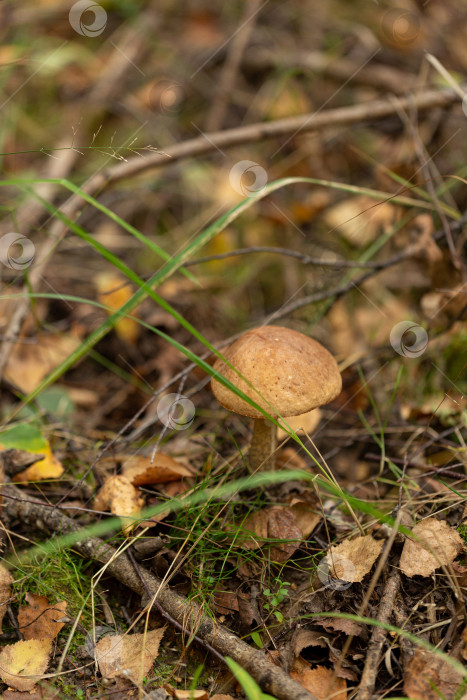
[324,535,384,583]
[293,629,327,658]
[240,506,303,562]
[0,564,13,633]
[399,518,464,578]
[291,664,347,700]
[403,649,464,700]
[0,638,52,692]
[94,475,144,532]
[287,498,321,538]
[95,627,165,683]
[18,593,67,641]
[173,691,208,700]
[122,452,194,486]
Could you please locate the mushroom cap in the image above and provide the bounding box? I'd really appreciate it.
[211,325,342,419]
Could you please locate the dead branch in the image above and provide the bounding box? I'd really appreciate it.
[2,484,319,700]
[0,87,459,381]
[356,569,401,700]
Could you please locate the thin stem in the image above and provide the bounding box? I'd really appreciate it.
[249,419,277,471]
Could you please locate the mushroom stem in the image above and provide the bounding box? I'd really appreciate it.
[249,419,277,471]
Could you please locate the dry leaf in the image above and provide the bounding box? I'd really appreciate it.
[5,334,80,393]
[213,590,239,616]
[95,627,165,683]
[293,629,327,657]
[399,518,463,577]
[0,638,52,691]
[94,475,144,532]
[174,691,208,700]
[3,684,61,700]
[11,443,64,482]
[324,535,384,583]
[0,564,13,633]
[18,593,67,641]
[324,195,397,247]
[288,499,321,538]
[291,665,347,700]
[122,453,194,486]
[211,696,236,700]
[316,617,365,637]
[96,273,140,344]
[240,506,303,562]
[404,649,464,700]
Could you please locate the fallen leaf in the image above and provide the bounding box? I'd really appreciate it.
[122,453,194,486]
[5,333,80,393]
[323,535,384,583]
[239,506,303,562]
[316,617,366,637]
[404,649,464,700]
[174,691,208,699]
[3,685,61,700]
[293,629,327,657]
[0,564,13,632]
[324,195,397,247]
[0,638,52,691]
[95,627,165,683]
[291,665,347,700]
[213,590,239,616]
[399,518,464,577]
[0,424,64,482]
[94,475,144,532]
[288,499,321,538]
[18,593,67,641]
[96,272,140,344]
[211,695,236,700]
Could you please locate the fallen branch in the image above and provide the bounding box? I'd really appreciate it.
[2,484,318,700]
[356,569,401,700]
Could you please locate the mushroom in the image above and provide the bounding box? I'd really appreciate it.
[211,325,342,471]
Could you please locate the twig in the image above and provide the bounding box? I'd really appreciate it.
[2,483,318,700]
[126,548,224,663]
[0,87,459,380]
[205,0,263,132]
[356,569,401,700]
[183,246,394,268]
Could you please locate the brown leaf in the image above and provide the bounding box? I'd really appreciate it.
[213,590,239,616]
[95,627,165,683]
[323,535,384,583]
[291,665,347,700]
[174,691,208,699]
[122,453,194,486]
[0,638,52,691]
[316,617,365,637]
[18,593,67,641]
[3,685,61,700]
[5,334,80,394]
[404,649,464,700]
[293,629,327,658]
[240,506,303,562]
[0,564,13,633]
[94,475,144,532]
[211,696,236,700]
[400,518,464,577]
[288,499,321,538]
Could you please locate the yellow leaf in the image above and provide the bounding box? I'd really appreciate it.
[0,638,52,692]
[12,443,64,483]
[96,273,140,344]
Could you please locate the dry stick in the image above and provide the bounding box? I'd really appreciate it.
[245,47,417,95]
[205,0,263,132]
[356,570,402,700]
[3,484,318,700]
[0,87,459,381]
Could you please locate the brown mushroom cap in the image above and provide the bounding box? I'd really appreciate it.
[211,325,342,419]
